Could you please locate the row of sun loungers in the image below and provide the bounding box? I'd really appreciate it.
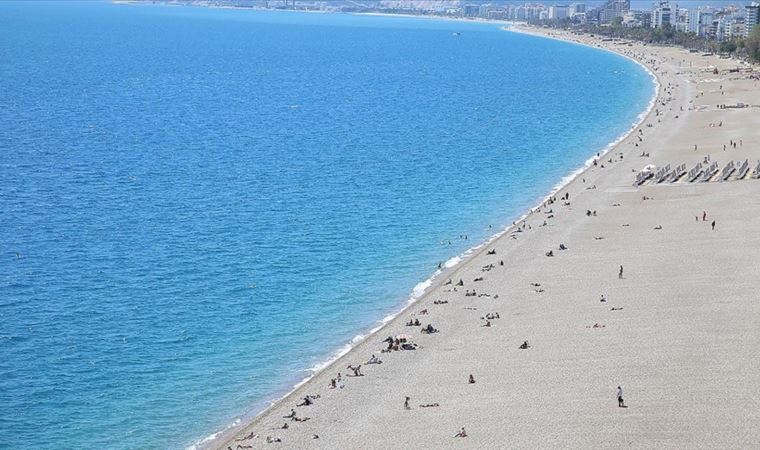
[636,160,760,186]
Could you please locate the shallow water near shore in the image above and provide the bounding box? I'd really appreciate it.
[0,3,653,449]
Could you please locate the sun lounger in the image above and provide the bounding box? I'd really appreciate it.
[720,160,735,181]
[687,162,703,182]
[736,159,749,180]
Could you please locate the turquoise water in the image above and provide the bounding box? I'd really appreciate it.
[0,2,653,449]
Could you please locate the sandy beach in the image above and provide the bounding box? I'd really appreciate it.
[215,25,760,449]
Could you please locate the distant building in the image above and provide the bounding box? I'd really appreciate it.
[570,3,585,15]
[487,8,508,20]
[687,9,700,34]
[598,0,629,24]
[673,8,690,33]
[548,5,569,20]
[622,10,650,28]
[514,6,526,20]
[462,4,479,17]
[651,1,672,29]
[699,10,715,37]
[727,21,746,40]
[478,4,493,18]
[746,2,760,37]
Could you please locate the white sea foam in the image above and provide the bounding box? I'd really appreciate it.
[189,418,241,450]
[444,255,461,268]
[411,279,432,300]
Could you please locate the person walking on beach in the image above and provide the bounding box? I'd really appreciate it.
[617,386,626,408]
[619,265,624,279]
[404,396,411,410]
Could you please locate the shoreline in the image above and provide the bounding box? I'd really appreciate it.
[216,17,760,449]
[202,21,663,450]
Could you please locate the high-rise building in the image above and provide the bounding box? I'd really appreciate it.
[746,2,760,37]
[699,10,715,37]
[549,5,570,20]
[570,3,586,15]
[462,4,480,17]
[687,8,700,33]
[651,1,673,28]
[597,0,629,23]
[673,8,690,33]
[622,10,650,28]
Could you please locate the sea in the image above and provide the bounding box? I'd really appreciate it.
[0,2,654,449]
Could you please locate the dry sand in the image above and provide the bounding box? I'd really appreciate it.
[215,25,760,450]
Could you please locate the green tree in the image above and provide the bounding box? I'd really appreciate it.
[746,24,760,62]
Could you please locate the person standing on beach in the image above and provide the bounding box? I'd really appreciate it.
[711,220,716,231]
[619,265,624,279]
[617,386,626,408]
[404,397,410,410]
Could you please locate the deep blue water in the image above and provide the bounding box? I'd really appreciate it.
[0,2,653,449]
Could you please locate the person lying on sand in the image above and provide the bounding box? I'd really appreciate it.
[283,409,296,419]
[266,436,282,443]
[347,365,363,377]
[421,324,439,334]
[236,432,257,441]
[482,320,491,328]
[366,354,382,364]
[420,403,440,408]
